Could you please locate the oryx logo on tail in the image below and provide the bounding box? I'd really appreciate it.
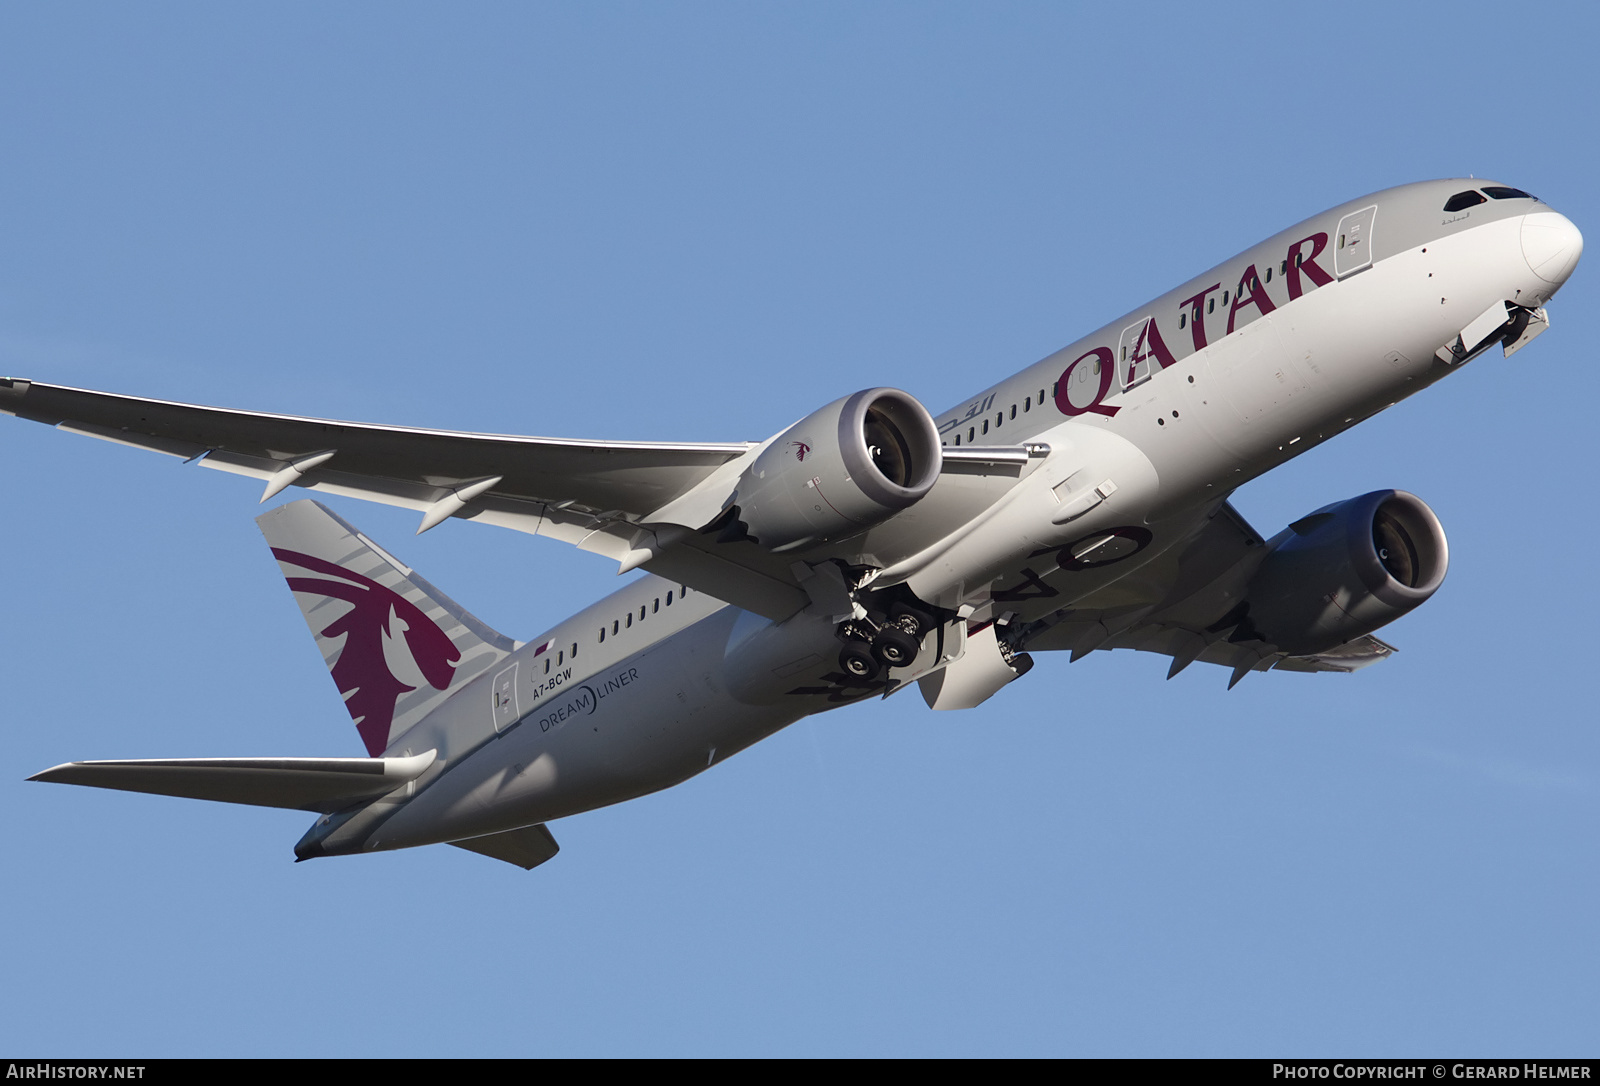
[272,548,461,755]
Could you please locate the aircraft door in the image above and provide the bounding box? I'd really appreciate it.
[1335,205,1377,278]
[1118,317,1159,390]
[492,663,520,732]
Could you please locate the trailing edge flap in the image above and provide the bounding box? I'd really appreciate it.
[1093,625,1396,674]
[28,751,437,814]
[448,824,560,870]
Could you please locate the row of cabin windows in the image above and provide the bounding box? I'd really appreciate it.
[1175,264,1279,328]
[1176,257,1308,329]
[595,585,691,644]
[945,247,1329,442]
[947,389,1051,446]
[544,642,580,674]
[946,254,1307,442]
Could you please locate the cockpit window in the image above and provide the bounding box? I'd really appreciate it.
[1483,186,1534,201]
[1443,190,1487,213]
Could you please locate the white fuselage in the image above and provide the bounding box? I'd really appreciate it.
[331,180,1579,855]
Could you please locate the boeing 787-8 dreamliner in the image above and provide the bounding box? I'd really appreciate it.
[6,178,1580,870]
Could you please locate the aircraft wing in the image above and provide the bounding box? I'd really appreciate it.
[0,377,754,520]
[1015,501,1398,686]
[1061,618,1396,682]
[0,375,792,586]
[2,378,1037,621]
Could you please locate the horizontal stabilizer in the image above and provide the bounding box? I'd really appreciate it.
[29,751,436,813]
[448,824,560,870]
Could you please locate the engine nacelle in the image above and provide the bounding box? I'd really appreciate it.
[1243,490,1448,654]
[732,388,942,553]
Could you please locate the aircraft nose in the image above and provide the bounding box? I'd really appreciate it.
[1521,211,1583,285]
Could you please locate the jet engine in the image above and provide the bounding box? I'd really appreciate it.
[1241,490,1448,654]
[723,388,942,553]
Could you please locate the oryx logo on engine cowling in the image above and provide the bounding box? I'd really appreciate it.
[272,548,461,755]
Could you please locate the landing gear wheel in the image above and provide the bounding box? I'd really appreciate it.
[890,603,935,636]
[873,626,920,668]
[839,643,881,682]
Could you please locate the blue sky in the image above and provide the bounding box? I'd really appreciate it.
[2,3,1596,1056]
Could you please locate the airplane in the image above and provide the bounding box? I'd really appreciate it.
[5,178,1581,870]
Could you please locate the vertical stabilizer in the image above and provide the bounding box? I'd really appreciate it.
[258,500,517,756]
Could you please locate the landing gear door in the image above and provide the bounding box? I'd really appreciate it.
[1335,205,1377,279]
[492,663,520,733]
[884,616,968,691]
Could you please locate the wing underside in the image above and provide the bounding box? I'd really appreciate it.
[1015,501,1398,685]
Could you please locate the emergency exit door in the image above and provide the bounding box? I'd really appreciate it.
[1335,205,1377,278]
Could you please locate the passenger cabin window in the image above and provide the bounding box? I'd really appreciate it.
[1444,190,1486,212]
[1484,186,1533,200]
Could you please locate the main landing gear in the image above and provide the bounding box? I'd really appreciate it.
[835,600,937,682]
